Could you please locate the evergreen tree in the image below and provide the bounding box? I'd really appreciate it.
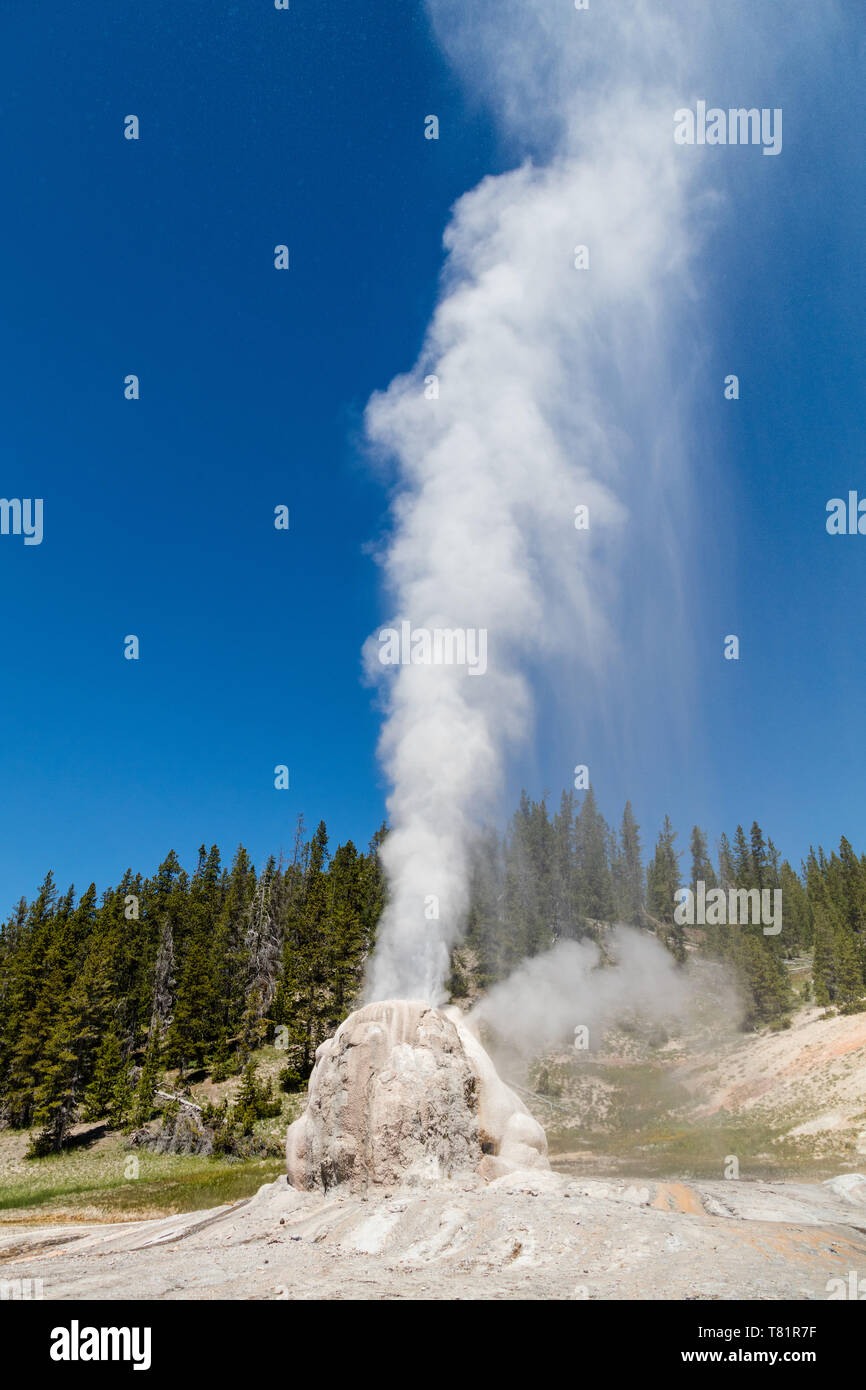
[83,1026,127,1122]
[689,826,717,894]
[614,802,644,925]
[717,833,735,890]
[463,826,506,986]
[780,861,812,951]
[574,788,614,926]
[232,1058,280,1134]
[749,822,768,889]
[733,825,752,884]
[131,1039,162,1129]
[647,816,684,962]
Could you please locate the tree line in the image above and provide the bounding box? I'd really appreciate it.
[0,819,385,1154]
[461,790,866,1026]
[1,792,865,1153]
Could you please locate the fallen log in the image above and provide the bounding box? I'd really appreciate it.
[155,1090,203,1113]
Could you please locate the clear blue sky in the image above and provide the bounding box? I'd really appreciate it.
[1,2,864,909]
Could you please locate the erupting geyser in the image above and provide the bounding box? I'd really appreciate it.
[285,1000,548,1192]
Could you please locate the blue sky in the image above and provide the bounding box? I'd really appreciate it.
[0,1,864,908]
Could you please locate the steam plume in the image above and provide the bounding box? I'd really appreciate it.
[470,930,701,1060]
[363,1,831,1003]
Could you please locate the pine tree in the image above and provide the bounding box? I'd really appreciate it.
[733,825,752,884]
[27,993,81,1155]
[209,845,256,1057]
[574,788,614,926]
[749,822,768,890]
[272,823,332,1081]
[614,802,644,925]
[239,987,268,1061]
[811,903,835,1007]
[718,833,735,890]
[1,873,60,1127]
[165,926,212,1072]
[232,1058,280,1134]
[838,836,866,949]
[83,1027,126,1122]
[780,861,812,951]
[464,826,506,985]
[131,1039,162,1128]
[807,859,839,1007]
[729,932,791,1028]
[647,816,684,961]
[110,1063,134,1129]
[689,826,717,893]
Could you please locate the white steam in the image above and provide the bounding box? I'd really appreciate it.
[469,929,698,1060]
[363,1,833,1003]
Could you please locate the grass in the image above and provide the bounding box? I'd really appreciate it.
[0,1129,285,1222]
[0,1044,307,1223]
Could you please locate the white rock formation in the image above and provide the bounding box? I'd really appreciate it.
[285,999,548,1192]
[442,1005,549,1179]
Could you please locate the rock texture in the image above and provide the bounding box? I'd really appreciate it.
[442,1005,549,1179]
[285,1000,548,1192]
[5,1172,866,1301]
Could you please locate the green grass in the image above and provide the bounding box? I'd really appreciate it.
[0,1131,285,1222]
[0,1044,305,1223]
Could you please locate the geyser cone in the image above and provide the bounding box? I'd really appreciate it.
[286,999,548,1193]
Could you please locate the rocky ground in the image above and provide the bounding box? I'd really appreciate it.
[678,1005,866,1151]
[4,992,865,1300]
[2,1168,865,1301]
[521,996,866,1179]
